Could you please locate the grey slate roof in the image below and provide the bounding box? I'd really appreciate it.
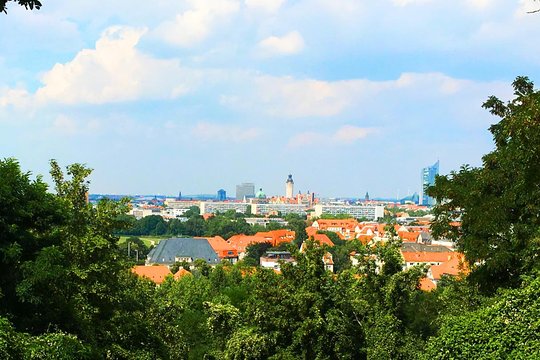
[400,243,451,253]
[147,238,219,265]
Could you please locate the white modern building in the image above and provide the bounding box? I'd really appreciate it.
[313,204,384,220]
[199,201,250,214]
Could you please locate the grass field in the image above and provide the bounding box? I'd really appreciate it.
[118,235,168,248]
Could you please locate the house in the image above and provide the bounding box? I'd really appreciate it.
[146,237,221,265]
[311,219,359,240]
[173,268,192,280]
[254,229,295,246]
[206,236,239,263]
[300,237,335,272]
[260,251,295,271]
[227,235,271,259]
[310,233,334,247]
[132,265,171,284]
[400,243,455,270]
[322,252,334,272]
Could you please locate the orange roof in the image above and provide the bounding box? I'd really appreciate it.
[399,231,421,243]
[310,233,334,247]
[206,236,238,258]
[228,235,271,252]
[314,219,359,231]
[203,213,214,220]
[306,227,318,237]
[132,265,171,284]
[401,251,455,263]
[323,252,334,265]
[357,234,374,245]
[430,253,468,280]
[173,268,192,279]
[255,230,295,247]
[419,277,436,291]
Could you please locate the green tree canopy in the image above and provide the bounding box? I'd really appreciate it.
[428,76,540,291]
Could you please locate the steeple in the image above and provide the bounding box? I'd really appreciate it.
[285,174,294,198]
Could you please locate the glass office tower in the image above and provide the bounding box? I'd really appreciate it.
[421,161,439,206]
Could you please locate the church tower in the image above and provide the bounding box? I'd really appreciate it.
[285,174,294,198]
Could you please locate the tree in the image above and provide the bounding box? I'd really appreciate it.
[423,273,540,359]
[1,0,41,13]
[428,76,540,291]
[244,242,272,265]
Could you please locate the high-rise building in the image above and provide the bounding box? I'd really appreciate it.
[421,161,439,206]
[217,189,226,201]
[285,174,294,198]
[236,183,255,201]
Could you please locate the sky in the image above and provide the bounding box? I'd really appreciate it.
[1,0,540,198]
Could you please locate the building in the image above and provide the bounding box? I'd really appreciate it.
[421,161,439,206]
[236,182,255,200]
[260,251,295,271]
[199,201,250,214]
[285,174,294,198]
[217,189,227,201]
[147,238,222,265]
[131,265,171,284]
[313,204,384,220]
[251,203,310,216]
[244,217,288,227]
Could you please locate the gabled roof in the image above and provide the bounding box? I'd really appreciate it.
[174,268,192,279]
[206,236,238,258]
[398,231,420,243]
[227,235,271,252]
[132,265,171,284]
[430,253,468,280]
[147,238,220,264]
[400,243,454,263]
[313,219,359,231]
[311,233,334,247]
[306,227,318,237]
[419,277,436,291]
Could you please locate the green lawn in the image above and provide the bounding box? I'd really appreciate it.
[118,235,168,248]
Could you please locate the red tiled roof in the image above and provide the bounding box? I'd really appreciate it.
[255,230,295,246]
[419,277,436,291]
[173,268,192,279]
[399,231,421,243]
[132,265,171,284]
[227,235,271,252]
[207,236,238,258]
[310,233,334,247]
[430,253,468,280]
[401,251,454,263]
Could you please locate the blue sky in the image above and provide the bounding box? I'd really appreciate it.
[1,0,539,198]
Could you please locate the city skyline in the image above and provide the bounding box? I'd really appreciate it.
[2,1,540,197]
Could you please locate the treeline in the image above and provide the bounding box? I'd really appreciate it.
[1,77,540,358]
[118,210,291,239]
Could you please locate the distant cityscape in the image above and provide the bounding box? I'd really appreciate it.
[89,161,440,209]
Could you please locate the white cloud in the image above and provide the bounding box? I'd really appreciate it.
[192,122,262,141]
[154,0,240,47]
[288,125,375,147]
[222,72,507,119]
[51,115,102,136]
[257,31,305,56]
[245,0,286,13]
[34,26,193,105]
[332,125,374,143]
[0,87,31,107]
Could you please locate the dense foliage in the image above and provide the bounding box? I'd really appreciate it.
[119,210,287,239]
